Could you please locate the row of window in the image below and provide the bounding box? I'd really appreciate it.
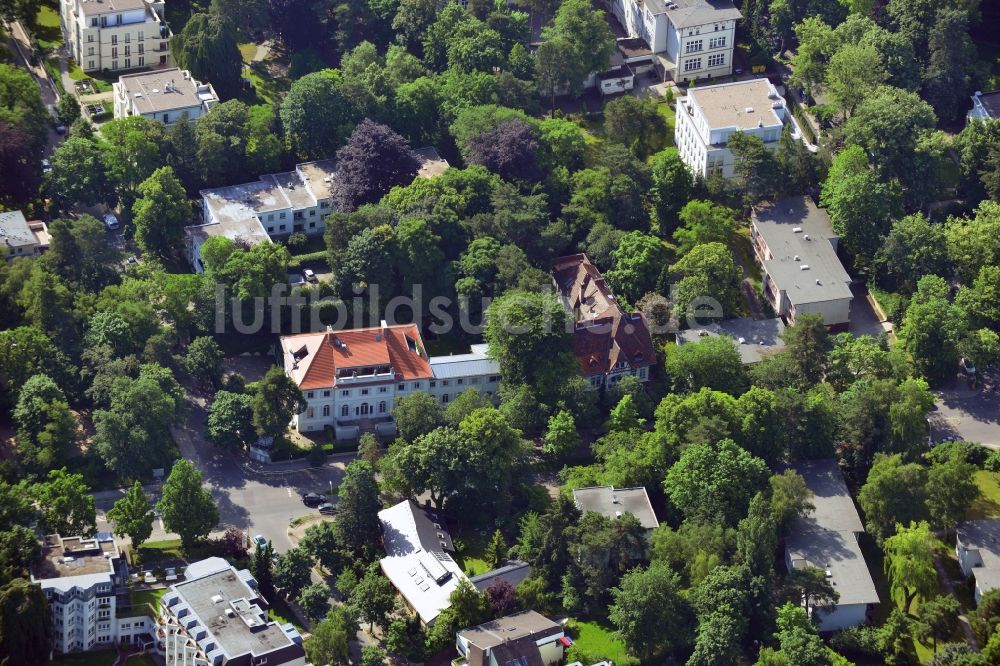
[682,53,726,72]
[684,37,726,54]
[305,375,502,400]
[685,22,728,37]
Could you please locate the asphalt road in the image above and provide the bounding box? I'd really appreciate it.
[930,374,1000,449]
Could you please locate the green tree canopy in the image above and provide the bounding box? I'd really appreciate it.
[157,460,220,548]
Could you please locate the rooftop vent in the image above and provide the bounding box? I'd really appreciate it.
[745,107,754,113]
[738,337,747,344]
[792,227,803,233]
[225,608,235,618]
[793,255,800,261]
[815,279,821,285]
[804,234,811,240]
[211,595,224,604]
[800,265,810,270]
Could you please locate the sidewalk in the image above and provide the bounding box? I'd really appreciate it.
[3,19,60,106]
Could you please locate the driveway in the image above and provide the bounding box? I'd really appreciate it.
[848,283,892,339]
[930,375,1000,448]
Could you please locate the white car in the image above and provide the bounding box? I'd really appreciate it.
[252,534,267,549]
[103,212,120,231]
[41,159,52,174]
[303,268,318,283]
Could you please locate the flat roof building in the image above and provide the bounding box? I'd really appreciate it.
[456,611,566,666]
[1,210,48,261]
[785,460,879,631]
[158,557,305,666]
[572,486,659,529]
[113,68,218,124]
[675,317,786,364]
[751,196,853,330]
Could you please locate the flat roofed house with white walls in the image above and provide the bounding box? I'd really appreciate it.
[784,460,879,631]
[572,486,660,530]
[1,210,48,261]
[675,78,791,178]
[61,0,173,74]
[956,520,1000,604]
[32,533,132,654]
[279,323,500,440]
[456,611,566,666]
[751,196,853,331]
[157,557,305,666]
[608,0,740,82]
[187,147,450,272]
[113,67,218,124]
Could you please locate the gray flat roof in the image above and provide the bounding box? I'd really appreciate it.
[573,486,659,529]
[646,0,742,26]
[77,0,147,15]
[470,561,532,592]
[675,317,786,364]
[172,560,296,658]
[0,210,35,248]
[459,611,561,649]
[32,534,118,587]
[295,160,338,201]
[790,459,865,535]
[117,69,217,114]
[687,79,784,131]
[786,529,879,606]
[429,345,499,379]
[267,171,316,210]
[754,196,853,306]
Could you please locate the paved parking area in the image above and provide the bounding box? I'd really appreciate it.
[930,374,1000,448]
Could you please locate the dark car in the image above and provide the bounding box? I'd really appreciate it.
[318,503,336,515]
[302,492,326,507]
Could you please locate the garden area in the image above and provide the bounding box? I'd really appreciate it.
[564,618,637,666]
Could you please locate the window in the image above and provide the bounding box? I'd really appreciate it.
[685,39,702,53]
[378,401,387,414]
[456,378,464,385]
[267,214,274,221]
[138,32,144,41]
[429,381,436,388]
[279,224,286,231]
[267,226,274,233]
[88,34,94,42]
[124,45,130,55]
[280,212,286,219]
[341,404,349,417]
[88,47,94,55]
[708,53,725,68]
[361,389,369,396]
[309,222,316,228]
[124,58,131,69]
[412,382,420,390]
[709,36,726,49]
[138,56,144,66]
[111,59,118,70]
[306,408,314,418]
[442,380,450,386]
[124,33,130,42]
[91,18,98,26]
[684,58,702,72]
[470,377,480,384]
[489,375,501,383]
[111,47,118,57]
[398,383,405,391]
[306,391,314,398]
[341,390,350,397]
[322,405,330,417]
[111,34,118,45]
[376,386,386,393]
[442,394,449,404]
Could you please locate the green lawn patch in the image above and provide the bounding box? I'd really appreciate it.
[453,536,491,577]
[137,537,227,564]
[968,470,1000,519]
[564,619,637,666]
[243,61,292,106]
[120,587,167,617]
[268,593,306,632]
[656,100,676,146]
[424,337,472,357]
[239,42,258,64]
[50,650,117,666]
[34,5,63,51]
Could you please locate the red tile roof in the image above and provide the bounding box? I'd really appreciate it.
[281,323,432,390]
[553,254,656,377]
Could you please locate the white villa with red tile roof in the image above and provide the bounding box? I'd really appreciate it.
[552,254,656,389]
[279,321,501,439]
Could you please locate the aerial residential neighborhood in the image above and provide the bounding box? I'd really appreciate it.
[3,0,1000,664]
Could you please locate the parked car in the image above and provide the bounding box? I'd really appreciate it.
[252,534,268,548]
[41,159,52,174]
[288,272,305,287]
[103,212,120,231]
[303,268,318,283]
[317,503,336,515]
[302,492,326,507]
[55,124,67,135]
[961,357,976,377]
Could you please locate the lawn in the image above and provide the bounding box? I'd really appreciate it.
[453,535,491,576]
[656,99,676,146]
[564,619,637,666]
[239,42,258,64]
[34,4,62,51]
[120,587,167,617]
[125,656,158,666]
[50,650,117,666]
[244,60,292,106]
[136,537,225,564]
[268,593,306,632]
[967,470,1000,520]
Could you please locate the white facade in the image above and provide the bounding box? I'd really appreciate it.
[675,78,789,179]
[60,0,173,74]
[113,68,219,124]
[1,211,48,261]
[609,0,740,82]
[968,90,1000,123]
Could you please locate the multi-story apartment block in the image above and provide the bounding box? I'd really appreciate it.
[60,0,173,74]
[156,557,306,666]
[552,254,655,389]
[113,67,219,124]
[279,322,500,439]
[608,0,741,82]
[675,78,792,178]
[31,534,131,654]
[187,147,449,272]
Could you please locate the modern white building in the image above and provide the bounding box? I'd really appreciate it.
[1,210,48,261]
[751,196,853,331]
[60,0,173,74]
[957,520,1000,604]
[572,486,660,530]
[31,533,134,654]
[675,78,791,178]
[784,460,879,631]
[456,611,566,666]
[608,0,741,82]
[156,557,306,666]
[187,147,449,272]
[113,68,218,124]
[969,90,1000,123]
[279,322,500,439]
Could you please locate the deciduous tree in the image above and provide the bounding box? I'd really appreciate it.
[107,481,154,550]
[157,460,220,548]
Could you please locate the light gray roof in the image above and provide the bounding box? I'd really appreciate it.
[77,0,147,15]
[169,557,302,659]
[790,459,865,535]
[573,486,659,529]
[675,317,786,364]
[687,79,785,132]
[957,520,1000,595]
[646,0,742,29]
[116,68,218,115]
[458,610,562,650]
[0,210,35,249]
[470,560,532,592]
[753,196,853,306]
[429,344,500,379]
[413,146,450,178]
[786,529,880,606]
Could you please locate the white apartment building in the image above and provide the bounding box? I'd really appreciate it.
[114,67,219,124]
[60,0,173,74]
[280,322,500,439]
[675,78,790,178]
[187,147,449,272]
[32,533,132,654]
[609,0,741,82]
[156,557,306,666]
